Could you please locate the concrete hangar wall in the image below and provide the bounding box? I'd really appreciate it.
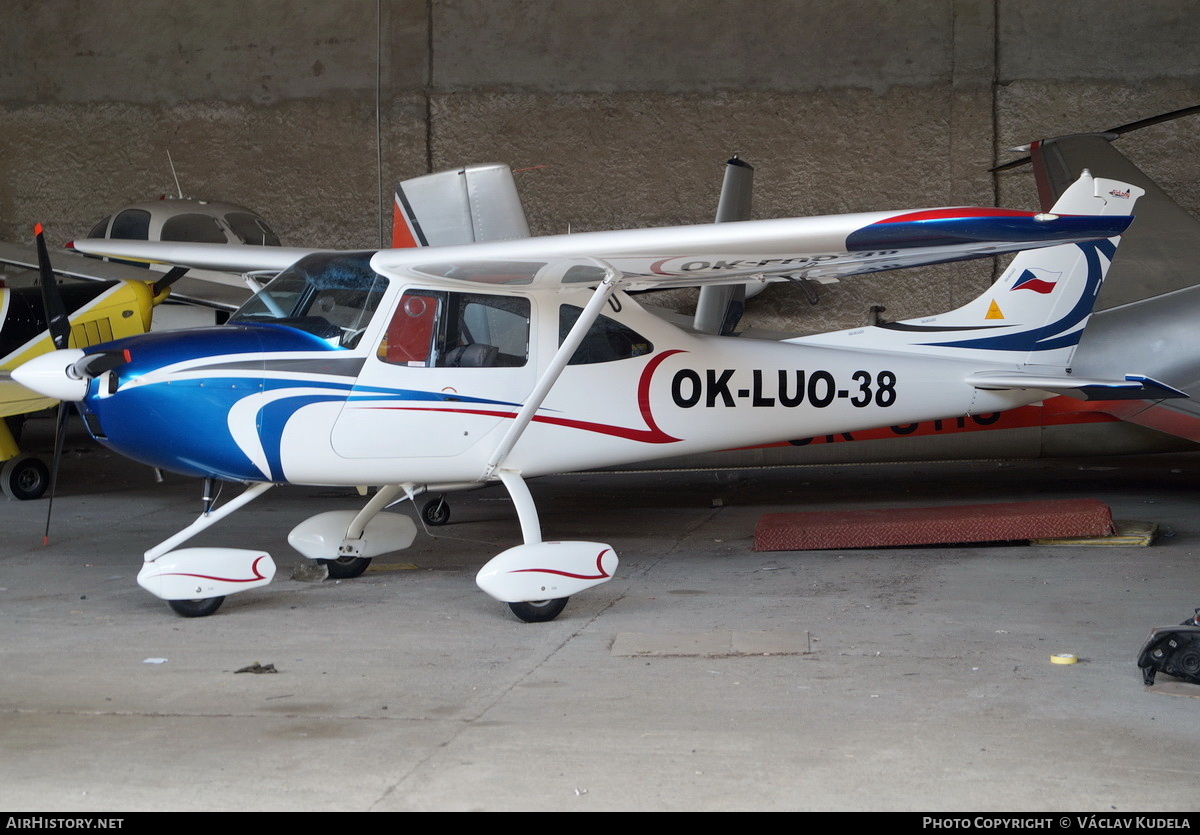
[0,0,1197,332]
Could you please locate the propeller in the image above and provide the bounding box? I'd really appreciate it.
[151,265,189,299]
[27,227,138,542]
[34,224,70,350]
[32,226,136,543]
[33,223,72,545]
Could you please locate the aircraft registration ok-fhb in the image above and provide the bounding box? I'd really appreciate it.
[14,169,1174,620]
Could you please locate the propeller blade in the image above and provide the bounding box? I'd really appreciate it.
[151,265,190,298]
[42,402,69,546]
[34,224,71,350]
[74,348,131,378]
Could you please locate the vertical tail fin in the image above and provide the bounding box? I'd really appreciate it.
[875,173,1142,369]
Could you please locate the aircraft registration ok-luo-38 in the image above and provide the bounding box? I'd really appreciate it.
[13,170,1176,620]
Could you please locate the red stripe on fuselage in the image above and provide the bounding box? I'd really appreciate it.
[876,208,1038,224]
[360,350,687,445]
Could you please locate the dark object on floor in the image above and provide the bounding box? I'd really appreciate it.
[1138,623,1200,686]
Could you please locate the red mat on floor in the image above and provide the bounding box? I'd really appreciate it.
[754,498,1114,551]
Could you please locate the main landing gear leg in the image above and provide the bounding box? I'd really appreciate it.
[498,470,542,546]
[493,470,570,623]
[287,483,420,576]
[318,483,406,579]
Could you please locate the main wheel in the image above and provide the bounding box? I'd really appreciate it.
[508,598,569,623]
[421,497,450,526]
[320,556,372,579]
[2,455,50,501]
[168,596,225,618]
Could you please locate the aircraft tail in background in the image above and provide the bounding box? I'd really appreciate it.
[392,163,531,248]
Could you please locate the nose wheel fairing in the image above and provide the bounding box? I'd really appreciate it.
[138,548,276,603]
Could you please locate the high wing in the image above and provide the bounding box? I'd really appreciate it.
[61,240,315,279]
[0,241,250,313]
[370,202,1128,290]
[72,197,1132,293]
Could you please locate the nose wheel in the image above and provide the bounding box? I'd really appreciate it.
[507,598,569,623]
[168,596,226,618]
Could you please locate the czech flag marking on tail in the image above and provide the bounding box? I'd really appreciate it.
[1011,268,1060,294]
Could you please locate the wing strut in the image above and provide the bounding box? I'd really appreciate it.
[482,267,621,542]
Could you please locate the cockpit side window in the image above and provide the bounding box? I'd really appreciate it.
[377,291,530,368]
[110,209,151,240]
[559,304,653,364]
[378,292,440,365]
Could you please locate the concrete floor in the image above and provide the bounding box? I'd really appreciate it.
[2,416,1198,811]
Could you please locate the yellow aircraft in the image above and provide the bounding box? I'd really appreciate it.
[0,232,166,499]
[0,197,280,499]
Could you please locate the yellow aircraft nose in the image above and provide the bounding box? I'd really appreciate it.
[11,349,89,402]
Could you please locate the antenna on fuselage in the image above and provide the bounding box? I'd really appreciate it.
[167,150,184,199]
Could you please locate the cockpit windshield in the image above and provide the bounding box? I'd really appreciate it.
[230,251,388,349]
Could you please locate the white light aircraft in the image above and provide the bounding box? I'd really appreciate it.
[14,170,1171,620]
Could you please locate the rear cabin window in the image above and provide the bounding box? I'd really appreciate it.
[559,305,653,364]
[226,212,281,246]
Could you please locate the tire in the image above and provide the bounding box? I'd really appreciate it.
[320,556,372,579]
[508,598,569,623]
[421,497,450,526]
[2,455,50,501]
[168,596,225,618]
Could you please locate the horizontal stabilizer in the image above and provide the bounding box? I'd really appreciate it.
[965,371,1188,401]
